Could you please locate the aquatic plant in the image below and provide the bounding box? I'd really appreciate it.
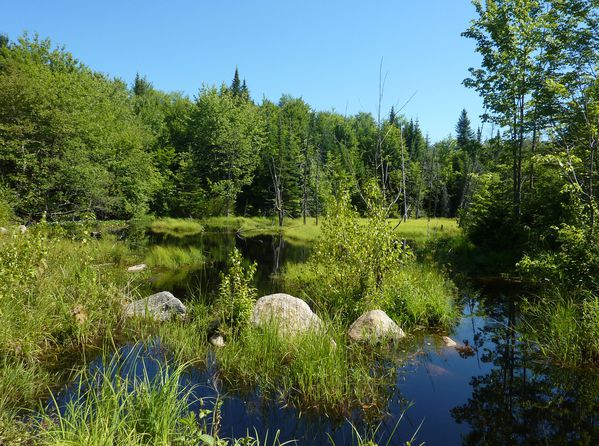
[150,218,204,238]
[145,245,205,269]
[216,321,399,417]
[215,248,257,335]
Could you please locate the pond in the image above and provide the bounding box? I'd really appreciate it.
[55,232,599,445]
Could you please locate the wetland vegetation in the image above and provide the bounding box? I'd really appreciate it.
[1,0,599,444]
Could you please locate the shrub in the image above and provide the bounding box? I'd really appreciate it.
[215,248,257,335]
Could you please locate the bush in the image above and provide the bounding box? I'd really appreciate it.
[215,248,257,335]
[284,187,456,329]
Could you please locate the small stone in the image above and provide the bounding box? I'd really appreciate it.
[209,334,225,348]
[442,336,457,347]
[127,263,147,272]
[0,227,7,234]
[18,224,27,234]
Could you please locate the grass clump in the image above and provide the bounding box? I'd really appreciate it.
[522,293,599,366]
[216,323,397,417]
[150,218,204,238]
[38,345,211,445]
[144,245,205,269]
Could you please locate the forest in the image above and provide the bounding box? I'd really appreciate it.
[1,0,598,445]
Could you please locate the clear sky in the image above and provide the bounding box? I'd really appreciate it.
[2,0,485,142]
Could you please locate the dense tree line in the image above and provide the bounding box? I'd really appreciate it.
[0,34,478,225]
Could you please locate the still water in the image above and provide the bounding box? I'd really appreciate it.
[56,233,599,445]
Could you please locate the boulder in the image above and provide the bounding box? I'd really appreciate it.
[251,293,323,335]
[123,291,186,321]
[348,310,405,342]
[127,263,147,273]
[18,224,27,234]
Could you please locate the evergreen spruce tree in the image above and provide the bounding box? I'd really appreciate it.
[230,67,241,97]
[455,109,475,155]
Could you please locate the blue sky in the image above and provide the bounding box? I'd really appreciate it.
[2,0,485,142]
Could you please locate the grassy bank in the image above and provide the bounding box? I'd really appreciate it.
[202,216,458,246]
[0,225,148,442]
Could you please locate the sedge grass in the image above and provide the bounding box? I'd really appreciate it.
[215,321,398,417]
[144,245,205,269]
[150,218,204,238]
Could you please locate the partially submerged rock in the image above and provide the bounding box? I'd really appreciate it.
[442,336,457,347]
[348,310,405,342]
[127,263,147,273]
[251,293,323,335]
[123,291,186,321]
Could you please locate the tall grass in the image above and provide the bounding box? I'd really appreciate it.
[283,261,457,331]
[522,292,599,365]
[150,218,204,238]
[38,344,209,445]
[37,343,293,446]
[216,322,398,417]
[144,245,204,269]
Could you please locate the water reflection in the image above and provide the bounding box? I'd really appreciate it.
[52,233,599,445]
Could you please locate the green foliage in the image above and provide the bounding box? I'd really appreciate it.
[522,293,599,366]
[190,87,265,216]
[0,184,15,225]
[284,186,456,327]
[216,248,257,334]
[0,34,159,220]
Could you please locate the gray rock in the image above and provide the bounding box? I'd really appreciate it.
[251,293,323,335]
[348,310,405,342]
[209,334,225,348]
[123,291,186,321]
[127,264,147,272]
[18,224,27,234]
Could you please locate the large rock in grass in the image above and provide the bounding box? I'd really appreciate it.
[348,310,405,342]
[123,291,186,322]
[251,293,323,335]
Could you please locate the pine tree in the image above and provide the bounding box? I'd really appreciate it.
[230,67,241,97]
[455,109,475,156]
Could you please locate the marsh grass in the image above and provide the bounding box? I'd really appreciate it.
[202,216,459,246]
[144,245,205,269]
[150,218,204,238]
[283,261,457,331]
[37,344,210,445]
[216,322,399,417]
[522,292,599,365]
[37,343,293,446]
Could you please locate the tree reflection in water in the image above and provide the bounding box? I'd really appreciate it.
[452,293,599,445]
